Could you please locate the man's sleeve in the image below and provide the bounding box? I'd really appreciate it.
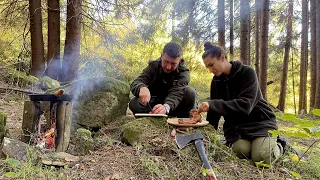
[208,68,260,116]
[130,63,154,97]
[164,69,189,110]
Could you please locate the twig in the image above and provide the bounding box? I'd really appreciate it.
[0,86,42,94]
[294,139,320,168]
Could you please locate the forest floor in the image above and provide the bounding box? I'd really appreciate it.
[0,81,320,180]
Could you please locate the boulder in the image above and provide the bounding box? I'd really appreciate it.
[70,77,130,129]
[121,117,168,146]
[41,152,81,167]
[1,137,40,162]
[3,68,38,87]
[68,128,94,156]
[39,76,60,90]
[0,112,7,144]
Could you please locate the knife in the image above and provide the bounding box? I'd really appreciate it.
[146,102,153,112]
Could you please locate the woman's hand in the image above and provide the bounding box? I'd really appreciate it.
[139,87,151,105]
[198,102,209,112]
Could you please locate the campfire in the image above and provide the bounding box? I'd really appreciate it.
[22,89,73,152]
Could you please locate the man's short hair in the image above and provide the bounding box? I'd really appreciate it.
[162,42,183,58]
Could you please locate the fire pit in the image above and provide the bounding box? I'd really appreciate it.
[22,92,73,152]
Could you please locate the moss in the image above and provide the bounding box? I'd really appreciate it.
[4,68,38,87]
[0,112,7,144]
[121,117,167,146]
[72,77,130,129]
[39,76,60,90]
[71,128,94,156]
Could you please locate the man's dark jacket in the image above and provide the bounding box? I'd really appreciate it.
[207,60,278,144]
[130,58,190,111]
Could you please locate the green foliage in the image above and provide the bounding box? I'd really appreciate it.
[0,157,66,179]
[289,170,301,179]
[311,109,320,117]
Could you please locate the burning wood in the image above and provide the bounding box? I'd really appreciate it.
[34,128,55,150]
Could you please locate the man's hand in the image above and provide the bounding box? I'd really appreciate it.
[198,102,209,112]
[139,87,151,105]
[150,104,166,114]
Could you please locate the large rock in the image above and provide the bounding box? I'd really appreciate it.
[121,117,168,146]
[39,76,60,90]
[3,68,38,87]
[41,152,81,167]
[1,137,40,162]
[71,77,130,129]
[68,128,94,156]
[0,112,6,144]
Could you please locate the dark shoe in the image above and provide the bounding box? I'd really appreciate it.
[277,135,301,157]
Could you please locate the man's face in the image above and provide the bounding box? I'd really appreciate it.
[161,53,181,73]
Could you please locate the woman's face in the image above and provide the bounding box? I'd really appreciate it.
[203,55,226,76]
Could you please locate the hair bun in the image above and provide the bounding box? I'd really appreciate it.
[204,42,214,51]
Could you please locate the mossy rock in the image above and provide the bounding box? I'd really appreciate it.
[71,77,130,129]
[68,128,94,156]
[121,117,169,146]
[3,68,38,87]
[39,76,60,90]
[0,112,7,145]
[122,118,233,179]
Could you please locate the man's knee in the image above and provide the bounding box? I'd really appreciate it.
[128,97,144,114]
[184,86,196,99]
[183,87,197,108]
[232,139,251,159]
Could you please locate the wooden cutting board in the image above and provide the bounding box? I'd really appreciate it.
[134,113,168,117]
[167,118,209,127]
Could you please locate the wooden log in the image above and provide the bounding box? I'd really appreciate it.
[63,102,72,151]
[55,102,65,152]
[40,101,51,128]
[21,101,40,143]
[55,102,72,152]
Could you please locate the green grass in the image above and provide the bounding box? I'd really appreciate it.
[0,158,67,180]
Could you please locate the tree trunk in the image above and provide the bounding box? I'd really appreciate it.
[60,0,82,82]
[310,0,317,109]
[315,0,320,108]
[292,50,297,114]
[240,0,250,65]
[255,0,261,80]
[171,9,176,41]
[277,0,293,112]
[299,0,308,113]
[46,0,60,80]
[29,0,45,77]
[260,0,270,99]
[218,0,225,49]
[229,0,234,61]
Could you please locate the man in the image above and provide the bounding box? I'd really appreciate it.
[129,42,197,117]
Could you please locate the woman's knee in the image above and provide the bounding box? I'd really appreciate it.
[251,137,280,164]
[231,139,251,159]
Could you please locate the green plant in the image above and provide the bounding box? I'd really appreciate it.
[268,109,320,179]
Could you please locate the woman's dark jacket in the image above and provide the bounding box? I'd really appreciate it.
[130,58,190,111]
[207,61,278,144]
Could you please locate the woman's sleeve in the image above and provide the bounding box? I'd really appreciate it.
[207,67,260,116]
[206,78,221,130]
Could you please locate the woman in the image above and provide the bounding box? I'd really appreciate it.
[198,42,282,164]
